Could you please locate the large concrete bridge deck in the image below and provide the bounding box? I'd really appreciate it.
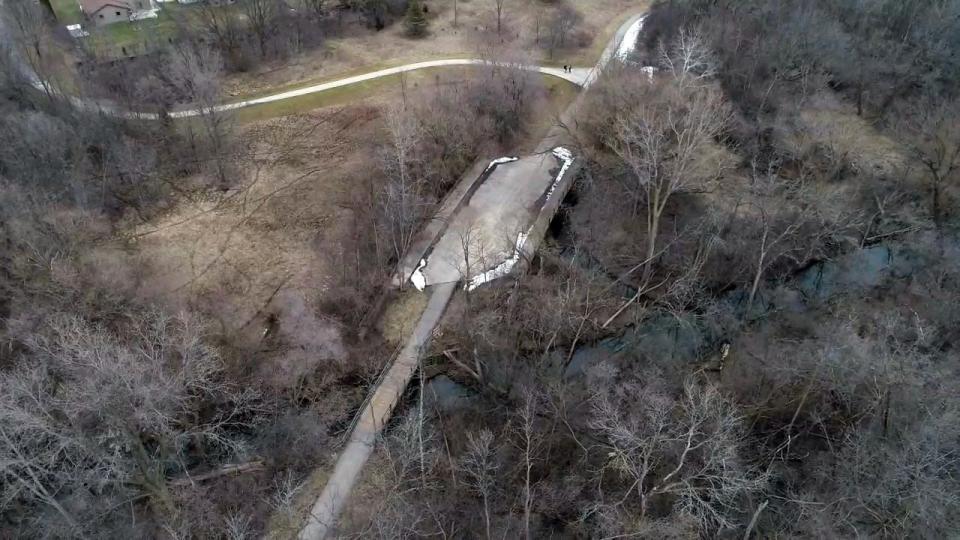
[407,148,577,290]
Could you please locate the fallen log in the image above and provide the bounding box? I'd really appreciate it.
[169,460,265,488]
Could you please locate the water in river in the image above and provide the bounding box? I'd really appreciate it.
[566,244,906,378]
[423,375,473,412]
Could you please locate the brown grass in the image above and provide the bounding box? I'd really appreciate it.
[380,288,430,345]
[222,0,648,96]
[131,63,578,386]
[132,105,382,387]
[262,466,332,540]
[786,93,905,178]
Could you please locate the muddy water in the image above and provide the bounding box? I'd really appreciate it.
[423,375,473,411]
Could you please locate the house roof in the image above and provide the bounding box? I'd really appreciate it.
[79,0,132,15]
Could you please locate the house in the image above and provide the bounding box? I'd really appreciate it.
[79,0,156,26]
[175,0,235,4]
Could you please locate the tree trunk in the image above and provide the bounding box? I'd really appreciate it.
[523,459,531,540]
[856,79,864,117]
[642,209,660,285]
[129,433,176,518]
[747,238,767,312]
[483,493,492,540]
[932,177,942,232]
[417,357,427,489]
[743,500,769,540]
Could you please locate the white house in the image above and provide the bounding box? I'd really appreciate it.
[79,0,156,26]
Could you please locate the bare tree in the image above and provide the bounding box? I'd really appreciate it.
[223,512,255,540]
[658,27,717,91]
[744,206,804,311]
[741,167,809,311]
[511,391,544,540]
[838,6,892,117]
[0,310,261,530]
[0,365,86,530]
[197,2,243,59]
[467,51,542,143]
[460,429,500,540]
[828,405,960,537]
[166,45,235,188]
[545,4,582,59]
[749,314,960,537]
[359,408,441,537]
[492,0,506,38]
[378,104,428,265]
[242,0,280,58]
[590,375,766,532]
[607,82,731,285]
[734,161,857,312]
[267,470,305,517]
[0,0,59,100]
[898,96,960,234]
[413,78,484,190]
[297,0,326,15]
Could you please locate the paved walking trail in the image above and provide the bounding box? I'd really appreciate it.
[22,58,593,120]
[168,62,593,118]
[31,61,592,121]
[297,281,457,540]
[1,0,619,122]
[298,12,649,540]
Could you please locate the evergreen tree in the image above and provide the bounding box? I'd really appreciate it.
[404,0,429,37]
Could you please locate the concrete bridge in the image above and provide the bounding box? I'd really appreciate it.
[297,13,649,540]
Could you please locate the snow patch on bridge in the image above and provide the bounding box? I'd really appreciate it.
[616,15,647,61]
[465,146,576,291]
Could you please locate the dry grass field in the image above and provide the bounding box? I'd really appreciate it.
[132,106,375,388]
[223,0,647,96]
[129,66,577,388]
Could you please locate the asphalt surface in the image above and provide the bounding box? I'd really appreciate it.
[12,53,592,120]
[169,61,593,118]
[418,152,567,286]
[297,281,457,540]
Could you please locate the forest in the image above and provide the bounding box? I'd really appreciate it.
[1,0,958,538]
